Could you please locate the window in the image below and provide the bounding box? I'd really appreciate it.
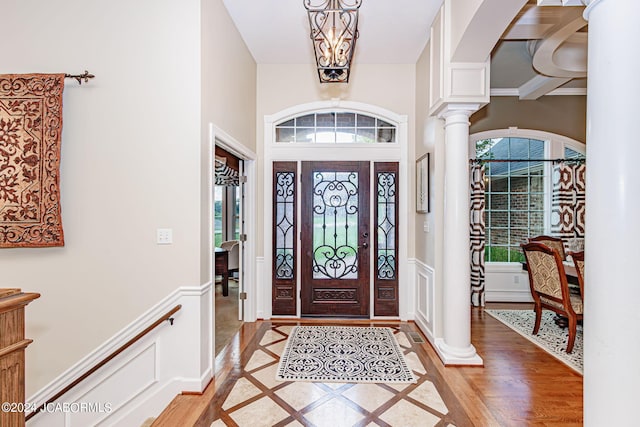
[478,137,546,263]
[214,185,240,247]
[565,146,586,159]
[473,130,586,264]
[275,112,396,143]
[214,186,224,247]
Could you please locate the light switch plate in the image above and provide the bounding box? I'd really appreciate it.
[157,228,173,244]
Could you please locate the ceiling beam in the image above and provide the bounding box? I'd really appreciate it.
[518,74,572,99]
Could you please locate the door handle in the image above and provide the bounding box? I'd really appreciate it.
[361,242,369,249]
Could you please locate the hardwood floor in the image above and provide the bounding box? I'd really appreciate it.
[153,303,583,426]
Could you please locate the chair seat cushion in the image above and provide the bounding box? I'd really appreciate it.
[540,294,583,314]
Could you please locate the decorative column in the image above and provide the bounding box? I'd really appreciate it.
[434,105,482,365]
[582,0,640,425]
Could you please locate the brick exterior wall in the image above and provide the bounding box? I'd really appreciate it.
[486,169,545,260]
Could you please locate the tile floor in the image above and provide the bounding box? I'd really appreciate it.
[209,323,472,427]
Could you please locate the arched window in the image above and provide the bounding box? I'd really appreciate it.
[275,112,396,143]
[470,129,585,263]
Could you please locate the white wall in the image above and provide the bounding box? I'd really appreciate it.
[200,0,257,284]
[414,39,447,339]
[1,0,203,395]
[255,63,417,257]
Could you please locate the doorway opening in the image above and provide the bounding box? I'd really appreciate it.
[264,101,409,320]
[272,160,400,318]
[214,145,244,355]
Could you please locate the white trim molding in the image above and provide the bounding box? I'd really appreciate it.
[210,124,258,322]
[27,283,213,427]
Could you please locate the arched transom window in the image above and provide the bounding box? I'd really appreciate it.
[275,112,396,143]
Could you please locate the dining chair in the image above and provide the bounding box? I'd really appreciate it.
[528,235,567,261]
[521,242,583,353]
[568,250,585,300]
[220,240,240,276]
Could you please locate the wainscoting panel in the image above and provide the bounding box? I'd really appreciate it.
[485,264,533,302]
[413,259,436,341]
[69,343,158,426]
[27,283,213,427]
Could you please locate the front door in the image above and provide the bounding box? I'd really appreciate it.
[301,161,370,317]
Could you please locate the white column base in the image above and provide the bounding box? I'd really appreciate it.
[434,338,483,366]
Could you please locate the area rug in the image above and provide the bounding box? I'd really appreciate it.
[0,73,65,247]
[485,309,583,374]
[276,325,417,383]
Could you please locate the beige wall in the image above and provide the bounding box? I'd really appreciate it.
[255,63,417,257]
[471,96,587,143]
[200,0,257,283]
[414,42,434,266]
[0,0,256,396]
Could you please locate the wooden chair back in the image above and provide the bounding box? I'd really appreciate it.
[568,250,585,299]
[521,242,583,353]
[528,235,566,261]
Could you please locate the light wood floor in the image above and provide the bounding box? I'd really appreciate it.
[153,303,583,426]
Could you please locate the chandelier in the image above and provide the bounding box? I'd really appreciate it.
[303,0,362,83]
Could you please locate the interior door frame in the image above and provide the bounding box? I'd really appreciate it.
[210,124,257,323]
[263,100,410,320]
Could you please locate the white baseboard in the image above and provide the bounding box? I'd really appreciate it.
[27,282,214,427]
[486,289,534,303]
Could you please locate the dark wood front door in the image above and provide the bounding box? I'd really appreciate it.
[301,161,370,317]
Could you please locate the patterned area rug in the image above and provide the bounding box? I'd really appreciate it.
[276,325,417,383]
[485,309,583,374]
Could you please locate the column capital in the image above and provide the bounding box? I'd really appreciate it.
[582,0,603,20]
[437,103,483,121]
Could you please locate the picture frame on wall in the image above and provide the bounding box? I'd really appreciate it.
[416,153,429,213]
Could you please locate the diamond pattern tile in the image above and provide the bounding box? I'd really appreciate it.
[222,377,262,410]
[244,348,276,371]
[228,397,289,427]
[408,380,449,415]
[304,398,365,426]
[274,381,327,411]
[379,399,442,427]
[342,383,395,413]
[210,323,472,427]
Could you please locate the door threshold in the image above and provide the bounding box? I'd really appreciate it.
[269,317,403,324]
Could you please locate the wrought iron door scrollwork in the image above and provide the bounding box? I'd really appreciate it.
[275,172,295,279]
[312,171,359,279]
[377,172,396,279]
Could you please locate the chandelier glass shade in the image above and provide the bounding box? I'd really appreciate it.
[304,0,362,83]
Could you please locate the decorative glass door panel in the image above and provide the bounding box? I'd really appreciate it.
[312,171,359,280]
[301,161,370,317]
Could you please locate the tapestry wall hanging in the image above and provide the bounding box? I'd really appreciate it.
[0,74,65,247]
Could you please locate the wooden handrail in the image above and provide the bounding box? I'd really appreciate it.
[26,304,182,421]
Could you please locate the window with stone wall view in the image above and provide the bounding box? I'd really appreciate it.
[477,137,546,263]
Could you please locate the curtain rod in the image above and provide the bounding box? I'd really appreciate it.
[470,158,585,164]
[64,70,95,85]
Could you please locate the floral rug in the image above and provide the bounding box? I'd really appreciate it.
[485,309,583,374]
[276,325,417,383]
